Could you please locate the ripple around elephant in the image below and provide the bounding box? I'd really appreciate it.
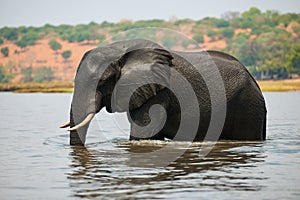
[60,39,267,146]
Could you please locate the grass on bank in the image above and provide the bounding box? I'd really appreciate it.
[14,87,74,93]
[0,82,73,93]
[257,79,300,92]
[0,79,300,93]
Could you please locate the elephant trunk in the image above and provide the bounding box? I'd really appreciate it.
[70,109,85,146]
[68,91,100,146]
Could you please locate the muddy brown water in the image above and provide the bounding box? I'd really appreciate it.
[0,92,299,199]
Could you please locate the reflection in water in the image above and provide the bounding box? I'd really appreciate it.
[67,142,267,199]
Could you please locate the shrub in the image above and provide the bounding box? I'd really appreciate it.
[0,64,13,82]
[222,28,235,38]
[21,67,33,82]
[192,34,204,43]
[207,30,217,37]
[15,31,41,48]
[33,67,54,82]
[1,47,9,57]
[174,19,193,26]
[100,21,115,28]
[161,36,177,48]
[215,19,230,28]
[61,50,72,60]
[1,28,18,41]
[48,39,62,52]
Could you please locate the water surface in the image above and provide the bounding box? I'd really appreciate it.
[0,92,299,199]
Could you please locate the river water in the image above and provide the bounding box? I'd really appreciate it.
[0,92,299,199]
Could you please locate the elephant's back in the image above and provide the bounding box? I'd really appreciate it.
[171,50,262,102]
[206,50,262,92]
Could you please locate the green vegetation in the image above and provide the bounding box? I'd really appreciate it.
[57,23,106,43]
[215,19,230,28]
[0,7,299,82]
[21,67,33,82]
[286,43,300,75]
[48,39,62,53]
[61,50,71,62]
[1,47,9,57]
[33,67,54,82]
[15,31,41,48]
[192,34,204,43]
[161,35,177,48]
[221,28,234,38]
[0,64,13,83]
[21,67,54,83]
[20,66,55,83]
[207,30,218,38]
[0,27,18,41]
[226,25,299,79]
[109,19,171,34]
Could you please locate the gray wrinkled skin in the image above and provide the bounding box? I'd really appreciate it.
[69,39,266,146]
[70,40,163,145]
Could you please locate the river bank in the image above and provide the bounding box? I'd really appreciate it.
[0,79,300,93]
[257,79,300,92]
[0,82,73,93]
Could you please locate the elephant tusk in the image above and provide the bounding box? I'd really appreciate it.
[59,121,70,128]
[67,113,95,131]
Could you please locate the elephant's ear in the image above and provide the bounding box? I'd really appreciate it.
[112,48,173,112]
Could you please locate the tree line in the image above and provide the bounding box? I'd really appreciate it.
[0,7,299,82]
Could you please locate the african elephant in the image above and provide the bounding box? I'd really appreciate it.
[60,39,266,146]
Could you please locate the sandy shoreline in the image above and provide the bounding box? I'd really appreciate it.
[257,79,300,92]
[0,79,300,93]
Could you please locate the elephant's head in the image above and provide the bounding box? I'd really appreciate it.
[60,39,173,146]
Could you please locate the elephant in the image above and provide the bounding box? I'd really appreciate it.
[60,39,267,146]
